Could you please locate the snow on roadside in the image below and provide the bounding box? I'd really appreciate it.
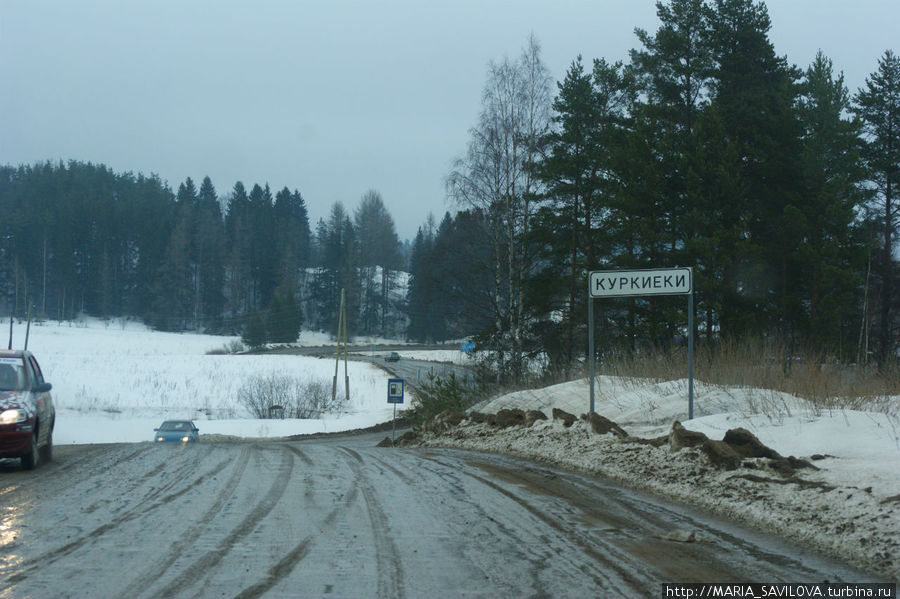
[417,378,900,581]
[475,377,900,498]
[15,318,407,443]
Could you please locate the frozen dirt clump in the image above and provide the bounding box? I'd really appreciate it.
[551,408,577,427]
[581,412,628,438]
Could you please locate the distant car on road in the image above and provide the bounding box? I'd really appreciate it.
[0,349,55,470]
[385,352,400,362]
[153,420,199,443]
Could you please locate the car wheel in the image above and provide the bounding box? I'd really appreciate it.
[39,428,53,463]
[21,432,39,470]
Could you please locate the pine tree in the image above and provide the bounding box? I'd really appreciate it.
[705,0,803,339]
[529,57,630,371]
[796,52,866,355]
[405,226,435,342]
[273,187,311,298]
[248,184,278,309]
[854,50,900,363]
[629,0,714,345]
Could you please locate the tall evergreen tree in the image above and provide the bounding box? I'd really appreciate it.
[224,181,253,321]
[629,0,714,344]
[705,0,803,339]
[273,186,311,297]
[312,203,359,336]
[248,183,278,309]
[406,225,436,342]
[796,52,866,355]
[854,50,900,363]
[529,57,631,372]
[354,190,402,336]
[196,176,226,330]
[405,211,493,343]
[153,178,197,330]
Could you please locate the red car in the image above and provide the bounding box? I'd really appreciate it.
[0,350,55,470]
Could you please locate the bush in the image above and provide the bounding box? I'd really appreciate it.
[408,372,482,428]
[238,374,338,419]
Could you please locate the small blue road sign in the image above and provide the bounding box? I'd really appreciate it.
[387,378,404,404]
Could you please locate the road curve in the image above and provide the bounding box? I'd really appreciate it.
[0,434,871,598]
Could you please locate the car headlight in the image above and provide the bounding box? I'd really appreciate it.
[181,436,191,443]
[0,409,26,425]
[155,436,164,442]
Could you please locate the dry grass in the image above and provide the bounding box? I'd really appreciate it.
[596,338,900,415]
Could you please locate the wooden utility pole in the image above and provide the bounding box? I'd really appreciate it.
[24,305,32,351]
[332,288,350,402]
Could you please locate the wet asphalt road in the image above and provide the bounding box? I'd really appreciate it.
[0,433,871,598]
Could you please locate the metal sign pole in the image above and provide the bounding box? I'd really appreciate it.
[589,296,595,414]
[688,290,694,420]
[387,378,404,444]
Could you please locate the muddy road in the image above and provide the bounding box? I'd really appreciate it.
[0,434,869,598]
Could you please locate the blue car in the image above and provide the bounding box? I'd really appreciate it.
[153,420,199,443]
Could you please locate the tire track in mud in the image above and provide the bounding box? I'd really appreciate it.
[0,445,152,509]
[81,444,216,516]
[454,453,821,585]
[411,454,554,596]
[498,458,840,582]
[284,444,313,467]
[113,446,253,599]
[338,447,406,599]
[418,453,646,592]
[232,469,362,599]
[367,453,416,485]
[3,448,232,586]
[153,445,296,598]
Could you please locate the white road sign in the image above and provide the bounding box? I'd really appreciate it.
[589,267,692,298]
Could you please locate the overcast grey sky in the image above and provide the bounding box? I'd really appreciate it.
[2,1,897,240]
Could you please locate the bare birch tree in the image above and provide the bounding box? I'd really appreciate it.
[447,34,553,382]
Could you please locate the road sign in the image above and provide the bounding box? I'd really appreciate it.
[460,342,475,353]
[587,267,695,420]
[387,378,404,404]
[589,267,692,298]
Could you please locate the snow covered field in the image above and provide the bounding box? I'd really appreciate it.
[7,317,899,579]
[10,318,406,444]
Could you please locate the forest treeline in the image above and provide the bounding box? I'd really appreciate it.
[2,0,898,384]
[425,0,899,381]
[0,163,407,343]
